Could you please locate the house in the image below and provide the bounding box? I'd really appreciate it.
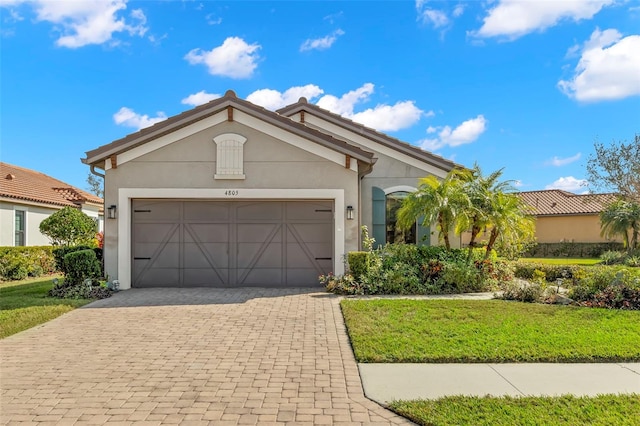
[0,162,104,246]
[83,90,458,289]
[519,189,619,243]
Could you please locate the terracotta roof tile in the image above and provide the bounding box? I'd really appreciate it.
[0,162,103,208]
[519,190,616,216]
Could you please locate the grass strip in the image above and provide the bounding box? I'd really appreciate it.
[389,394,640,426]
[0,276,92,338]
[341,299,640,363]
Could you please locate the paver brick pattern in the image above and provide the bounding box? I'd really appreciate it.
[1,288,412,425]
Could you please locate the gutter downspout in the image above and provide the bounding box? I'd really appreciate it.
[90,164,105,178]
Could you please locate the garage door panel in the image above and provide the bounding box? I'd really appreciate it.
[286,244,329,266]
[238,243,282,268]
[183,243,228,268]
[132,200,333,288]
[287,224,332,242]
[237,224,282,242]
[186,224,229,242]
[133,201,181,221]
[134,223,179,243]
[286,201,333,220]
[237,202,282,221]
[183,201,230,221]
[136,268,180,287]
[183,268,228,286]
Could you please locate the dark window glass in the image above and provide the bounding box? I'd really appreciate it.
[385,192,416,244]
[15,210,25,246]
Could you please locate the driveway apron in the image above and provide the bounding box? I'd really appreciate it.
[1,288,412,425]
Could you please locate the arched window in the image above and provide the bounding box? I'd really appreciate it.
[372,186,430,248]
[386,192,416,244]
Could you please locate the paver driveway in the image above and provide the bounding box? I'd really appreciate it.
[1,288,412,425]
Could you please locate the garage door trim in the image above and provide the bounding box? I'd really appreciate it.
[117,188,345,289]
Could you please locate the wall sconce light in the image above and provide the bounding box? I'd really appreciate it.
[346,205,354,220]
[107,205,117,219]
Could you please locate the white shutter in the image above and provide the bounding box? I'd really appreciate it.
[214,133,246,179]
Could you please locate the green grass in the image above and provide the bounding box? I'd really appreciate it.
[389,394,640,426]
[0,276,93,338]
[341,299,640,363]
[519,257,601,266]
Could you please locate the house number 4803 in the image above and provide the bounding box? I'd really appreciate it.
[225,190,239,196]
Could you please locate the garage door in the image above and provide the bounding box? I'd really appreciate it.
[132,200,333,287]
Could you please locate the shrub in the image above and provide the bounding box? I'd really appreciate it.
[49,278,112,299]
[499,280,545,303]
[39,206,98,247]
[600,250,625,265]
[512,261,581,282]
[62,249,102,286]
[0,246,56,280]
[579,284,640,310]
[569,267,640,302]
[347,251,370,280]
[624,256,640,267]
[437,260,485,293]
[52,245,92,273]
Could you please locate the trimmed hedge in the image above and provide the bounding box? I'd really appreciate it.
[63,249,102,286]
[525,242,624,258]
[0,246,56,280]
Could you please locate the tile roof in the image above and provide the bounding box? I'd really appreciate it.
[277,97,459,173]
[84,90,375,166]
[0,162,103,208]
[519,190,617,216]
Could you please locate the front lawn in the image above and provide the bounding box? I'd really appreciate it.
[519,257,601,266]
[389,394,640,426]
[341,299,640,363]
[0,276,93,338]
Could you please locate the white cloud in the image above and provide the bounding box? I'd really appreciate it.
[351,101,424,132]
[3,0,149,48]
[300,29,345,52]
[474,0,614,40]
[181,91,221,107]
[545,176,589,192]
[415,0,450,28]
[113,107,166,130]
[185,37,261,79]
[316,83,375,116]
[316,84,424,132]
[513,180,524,188]
[545,152,582,167]
[452,4,465,18]
[246,85,324,110]
[420,115,488,150]
[206,14,222,25]
[558,28,640,102]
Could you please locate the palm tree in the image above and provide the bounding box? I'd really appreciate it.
[600,199,640,253]
[396,172,468,250]
[457,164,515,261]
[483,191,536,259]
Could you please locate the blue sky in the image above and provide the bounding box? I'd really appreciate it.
[1,0,639,195]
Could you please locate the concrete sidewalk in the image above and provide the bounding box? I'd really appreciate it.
[359,363,640,403]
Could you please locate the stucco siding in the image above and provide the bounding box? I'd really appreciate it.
[535,214,617,243]
[0,201,57,246]
[103,120,359,286]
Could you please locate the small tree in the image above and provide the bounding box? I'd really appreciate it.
[39,206,97,247]
[586,135,640,203]
[86,173,104,198]
[600,199,640,253]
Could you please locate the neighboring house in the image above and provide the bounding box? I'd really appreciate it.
[83,90,458,289]
[0,162,104,247]
[519,190,619,244]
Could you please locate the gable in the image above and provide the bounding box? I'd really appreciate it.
[84,91,374,173]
